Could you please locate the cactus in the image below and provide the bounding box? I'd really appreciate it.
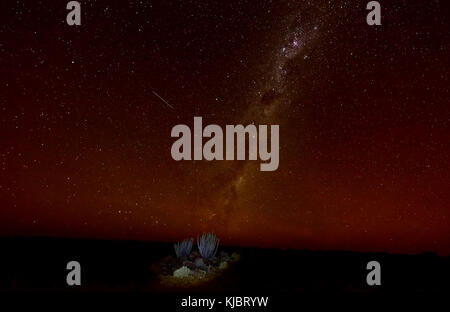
[174,238,193,258]
[197,232,219,260]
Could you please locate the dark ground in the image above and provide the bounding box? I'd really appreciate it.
[0,237,448,308]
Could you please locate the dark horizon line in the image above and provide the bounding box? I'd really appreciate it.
[0,234,447,258]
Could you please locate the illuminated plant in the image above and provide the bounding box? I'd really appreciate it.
[174,238,194,259]
[197,232,219,260]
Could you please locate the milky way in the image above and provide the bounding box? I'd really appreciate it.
[208,4,328,237]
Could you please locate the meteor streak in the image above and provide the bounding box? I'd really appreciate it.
[152,90,174,109]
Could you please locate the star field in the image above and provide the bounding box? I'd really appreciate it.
[0,0,449,255]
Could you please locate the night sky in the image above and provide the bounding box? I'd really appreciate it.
[0,0,449,255]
